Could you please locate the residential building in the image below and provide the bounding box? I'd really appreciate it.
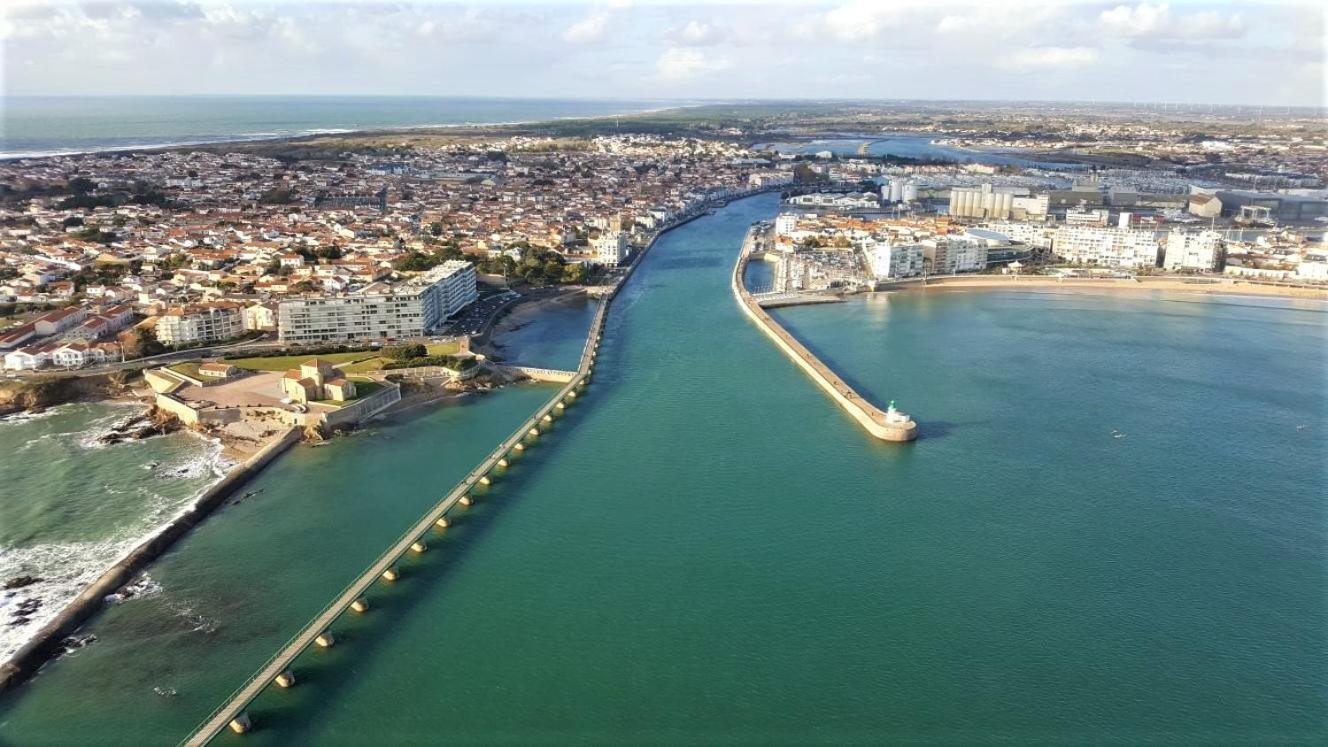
[1163,229,1225,271]
[1052,226,1160,268]
[865,240,924,279]
[278,261,476,344]
[154,302,245,345]
[922,238,988,274]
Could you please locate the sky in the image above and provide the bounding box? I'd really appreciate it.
[1,1,1323,106]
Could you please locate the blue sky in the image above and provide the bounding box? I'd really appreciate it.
[2,1,1323,105]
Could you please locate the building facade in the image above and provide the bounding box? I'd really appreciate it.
[278,261,477,344]
[1163,229,1224,271]
[155,302,245,345]
[1051,226,1160,268]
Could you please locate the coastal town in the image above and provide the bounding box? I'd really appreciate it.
[2,116,1324,400]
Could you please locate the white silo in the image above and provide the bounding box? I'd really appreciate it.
[902,182,918,203]
[889,180,905,203]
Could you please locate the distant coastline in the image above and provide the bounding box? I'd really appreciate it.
[0,95,692,161]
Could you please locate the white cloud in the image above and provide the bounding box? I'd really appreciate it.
[1099,3,1246,40]
[562,9,611,44]
[667,20,726,47]
[1001,46,1100,72]
[655,47,731,81]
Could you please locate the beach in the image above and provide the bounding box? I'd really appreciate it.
[895,275,1328,301]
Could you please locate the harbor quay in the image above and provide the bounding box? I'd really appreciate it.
[733,224,917,443]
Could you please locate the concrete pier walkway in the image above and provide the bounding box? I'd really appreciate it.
[732,226,917,443]
[183,303,607,746]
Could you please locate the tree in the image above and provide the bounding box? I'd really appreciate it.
[315,245,343,261]
[259,187,296,205]
[67,177,96,194]
[121,326,165,359]
[386,343,427,360]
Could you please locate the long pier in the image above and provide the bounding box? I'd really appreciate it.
[732,226,917,443]
[184,302,607,745]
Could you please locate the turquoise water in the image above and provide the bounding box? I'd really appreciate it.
[0,96,667,158]
[2,195,1325,743]
[0,404,224,663]
[490,295,600,371]
[0,386,559,743]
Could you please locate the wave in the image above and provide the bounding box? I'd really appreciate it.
[0,432,231,664]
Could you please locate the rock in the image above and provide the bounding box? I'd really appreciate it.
[3,575,41,590]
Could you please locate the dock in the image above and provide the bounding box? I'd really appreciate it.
[732,226,917,443]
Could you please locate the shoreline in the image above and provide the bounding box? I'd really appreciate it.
[885,275,1328,301]
[0,416,299,692]
[0,102,695,162]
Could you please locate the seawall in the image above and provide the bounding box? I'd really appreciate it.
[732,227,917,443]
[0,427,303,693]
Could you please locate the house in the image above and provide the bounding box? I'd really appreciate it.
[33,306,88,336]
[280,358,357,404]
[198,362,240,379]
[4,343,56,370]
[243,301,278,331]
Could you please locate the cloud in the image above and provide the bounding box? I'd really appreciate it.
[562,9,612,44]
[1001,46,1100,72]
[667,20,726,47]
[1099,3,1247,40]
[655,47,731,81]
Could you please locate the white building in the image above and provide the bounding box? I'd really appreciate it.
[865,240,924,279]
[1163,229,1224,271]
[774,213,799,237]
[591,231,628,267]
[1052,226,1160,268]
[1295,260,1328,282]
[278,260,477,344]
[1065,208,1111,227]
[154,302,245,345]
[922,238,988,274]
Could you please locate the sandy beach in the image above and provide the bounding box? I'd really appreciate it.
[894,275,1328,301]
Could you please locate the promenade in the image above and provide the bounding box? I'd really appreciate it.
[732,226,917,443]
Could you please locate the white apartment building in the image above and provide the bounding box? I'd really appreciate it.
[1163,229,1224,271]
[923,238,989,274]
[984,221,1055,250]
[278,260,477,344]
[591,232,628,267]
[864,240,924,279]
[154,302,245,345]
[1052,226,1160,268]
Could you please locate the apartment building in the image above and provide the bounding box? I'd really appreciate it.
[278,260,477,344]
[154,302,245,345]
[865,239,924,279]
[1163,229,1225,271]
[922,238,989,274]
[1052,226,1160,268]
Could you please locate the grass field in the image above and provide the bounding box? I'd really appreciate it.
[168,362,202,379]
[226,342,460,373]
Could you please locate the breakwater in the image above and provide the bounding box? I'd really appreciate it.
[0,426,302,692]
[733,226,917,442]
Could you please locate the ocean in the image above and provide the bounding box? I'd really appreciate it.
[0,403,229,663]
[0,96,672,159]
[0,195,1324,743]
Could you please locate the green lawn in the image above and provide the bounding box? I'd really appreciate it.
[224,351,380,372]
[425,341,460,356]
[168,362,202,379]
[348,378,386,397]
